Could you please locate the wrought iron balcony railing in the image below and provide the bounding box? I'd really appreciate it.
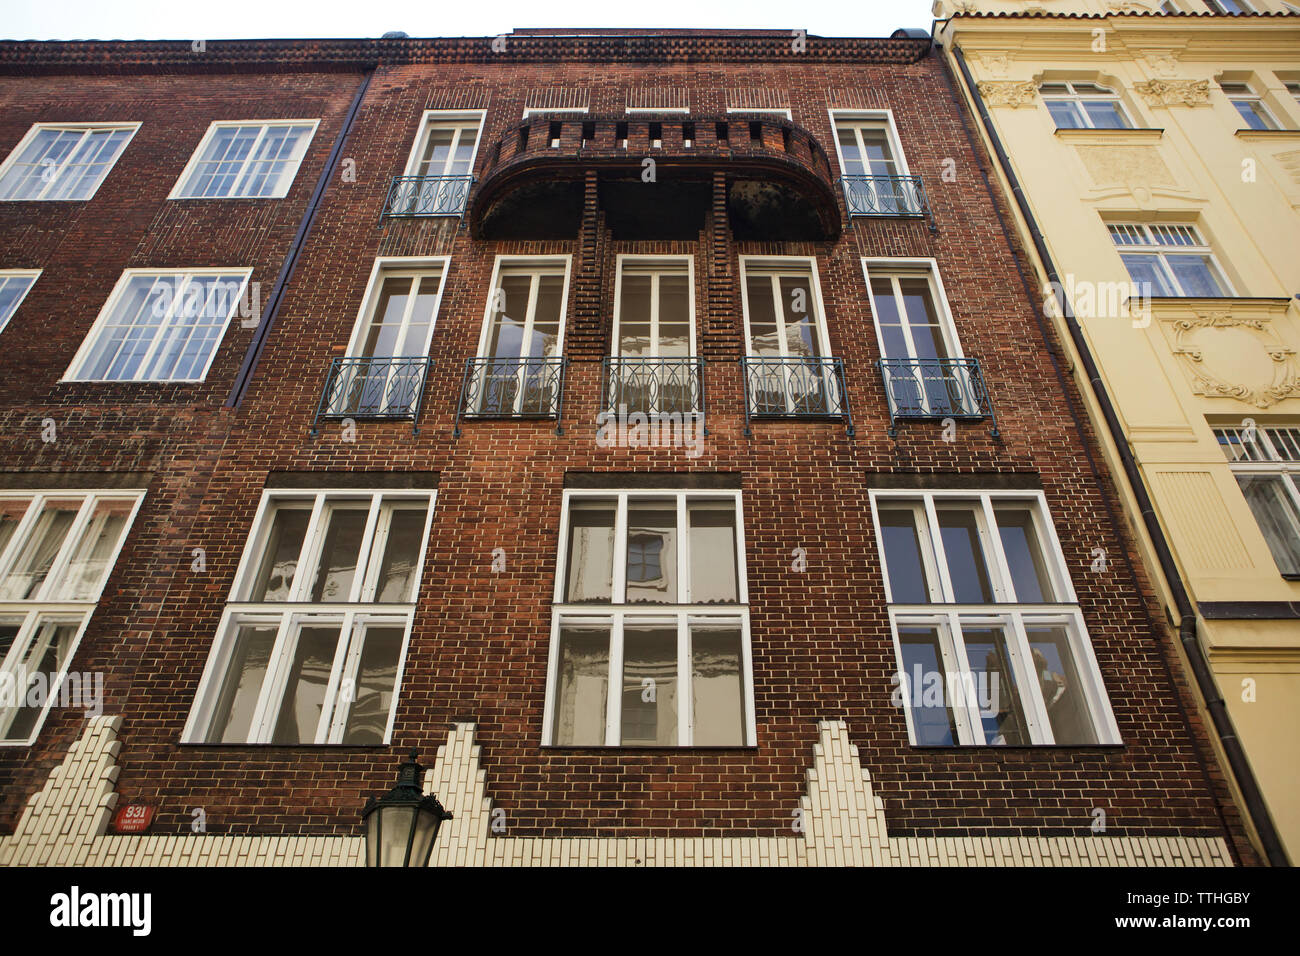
[312,357,433,436]
[878,357,998,438]
[740,356,853,437]
[602,357,706,432]
[839,175,928,219]
[383,175,475,218]
[454,356,568,437]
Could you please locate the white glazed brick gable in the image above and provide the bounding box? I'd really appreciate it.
[0,716,1233,867]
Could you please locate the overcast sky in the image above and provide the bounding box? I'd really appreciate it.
[2,0,937,41]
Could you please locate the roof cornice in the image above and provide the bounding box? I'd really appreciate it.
[0,34,932,75]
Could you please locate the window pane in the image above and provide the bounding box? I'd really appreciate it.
[0,619,21,671]
[778,275,819,358]
[1165,255,1226,297]
[565,504,615,602]
[691,624,745,745]
[995,506,1056,602]
[625,503,677,603]
[373,506,427,602]
[271,625,340,744]
[2,622,79,741]
[0,500,81,601]
[552,622,609,745]
[205,624,277,743]
[960,626,1030,746]
[529,274,565,358]
[745,275,781,355]
[1045,100,1083,129]
[1082,101,1129,129]
[54,499,132,601]
[306,506,370,602]
[247,506,310,601]
[688,506,738,603]
[340,625,404,745]
[618,274,652,356]
[880,508,932,603]
[620,625,677,746]
[0,498,32,562]
[937,507,994,603]
[898,626,958,745]
[1236,474,1300,575]
[361,276,413,357]
[1026,625,1100,745]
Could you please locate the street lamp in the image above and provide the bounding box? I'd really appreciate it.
[362,749,453,867]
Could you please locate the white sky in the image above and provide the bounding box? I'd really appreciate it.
[2,0,937,41]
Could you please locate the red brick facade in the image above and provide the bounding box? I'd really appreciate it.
[0,34,1258,863]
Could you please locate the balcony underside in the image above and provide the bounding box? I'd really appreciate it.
[470,164,841,241]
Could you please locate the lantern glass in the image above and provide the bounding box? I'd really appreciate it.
[378,805,418,866]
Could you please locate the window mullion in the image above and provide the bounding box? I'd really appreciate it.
[612,494,629,603]
[649,273,661,358]
[923,497,956,602]
[515,274,542,415]
[352,496,383,603]
[677,495,689,604]
[979,495,1014,603]
[942,612,982,744]
[248,612,296,743]
[606,613,624,746]
[290,494,328,601]
[317,609,356,744]
[677,613,691,746]
[1008,612,1052,744]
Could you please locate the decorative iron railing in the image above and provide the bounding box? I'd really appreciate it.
[312,357,433,436]
[454,356,568,436]
[383,175,475,218]
[739,356,853,437]
[878,357,998,437]
[601,357,706,432]
[839,174,928,218]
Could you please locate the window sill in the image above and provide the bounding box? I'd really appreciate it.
[541,744,757,751]
[1235,128,1300,141]
[178,742,392,749]
[1054,127,1163,144]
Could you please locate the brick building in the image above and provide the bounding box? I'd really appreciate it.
[0,29,1257,866]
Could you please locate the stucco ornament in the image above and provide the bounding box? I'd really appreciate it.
[977,80,1038,108]
[1133,79,1211,108]
[1165,311,1300,408]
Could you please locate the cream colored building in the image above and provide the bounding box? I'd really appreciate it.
[936,0,1300,864]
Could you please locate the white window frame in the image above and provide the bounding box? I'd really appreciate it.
[869,488,1121,747]
[169,120,320,200]
[1220,81,1281,130]
[62,267,253,383]
[542,489,756,748]
[1108,222,1234,297]
[182,487,436,746]
[344,256,450,359]
[475,255,572,360]
[610,254,697,359]
[0,490,144,746]
[860,257,964,362]
[738,255,833,358]
[1215,424,1300,575]
[0,122,139,202]
[0,269,40,336]
[400,110,486,179]
[827,109,911,178]
[1038,82,1135,130]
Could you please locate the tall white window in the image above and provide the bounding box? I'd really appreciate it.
[1215,425,1300,577]
[609,257,699,417]
[0,124,137,201]
[392,111,484,215]
[0,271,39,336]
[1220,82,1280,130]
[469,257,569,417]
[831,112,922,216]
[183,488,435,745]
[65,269,251,383]
[0,491,143,744]
[1108,223,1231,297]
[544,489,754,747]
[1040,82,1133,129]
[171,121,317,199]
[872,489,1120,747]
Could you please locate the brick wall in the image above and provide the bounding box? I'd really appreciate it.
[0,37,1257,863]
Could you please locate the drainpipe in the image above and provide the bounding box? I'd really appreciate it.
[942,37,1287,866]
[226,63,378,408]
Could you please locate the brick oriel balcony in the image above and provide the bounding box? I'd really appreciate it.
[466,113,842,241]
